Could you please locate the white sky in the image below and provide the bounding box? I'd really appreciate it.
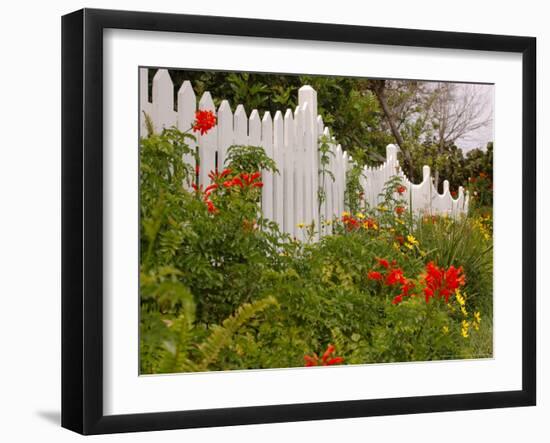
[455,83,495,152]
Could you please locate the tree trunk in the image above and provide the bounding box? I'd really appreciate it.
[372,83,415,181]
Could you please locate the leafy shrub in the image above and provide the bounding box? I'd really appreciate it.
[139,126,493,374]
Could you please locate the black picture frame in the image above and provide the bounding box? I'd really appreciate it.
[61,8,536,435]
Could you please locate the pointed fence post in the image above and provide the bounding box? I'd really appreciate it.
[177,80,197,187]
[197,91,217,186]
[152,69,175,133]
[217,100,233,169]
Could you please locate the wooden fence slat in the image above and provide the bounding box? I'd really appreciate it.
[261,111,274,221]
[152,69,176,133]
[177,80,197,187]
[273,111,285,230]
[283,109,295,239]
[139,68,151,136]
[217,100,233,169]
[198,91,217,186]
[234,105,248,145]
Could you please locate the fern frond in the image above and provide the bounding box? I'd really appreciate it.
[197,296,278,370]
[143,111,155,137]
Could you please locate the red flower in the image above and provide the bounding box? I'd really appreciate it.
[422,262,465,303]
[192,110,217,135]
[342,215,360,231]
[224,177,244,189]
[395,206,405,216]
[205,199,218,214]
[386,267,406,286]
[368,271,383,281]
[396,185,406,195]
[451,190,458,198]
[392,294,403,305]
[208,168,232,182]
[304,344,344,367]
[204,183,218,198]
[304,355,318,367]
[377,258,390,269]
[401,279,415,296]
[222,172,262,190]
[242,172,263,187]
[322,344,336,363]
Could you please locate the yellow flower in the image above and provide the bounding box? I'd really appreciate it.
[442,325,449,334]
[460,306,468,317]
[455,289,466,306]
[405,242,414,250]
[378,205,388,212]
[461,320,470,338]
[297,222,305,229]
[474,311,481,323]
[406,235,419,246]
[393,242,400,250]
[472,311,481,330]
[396,218,405,225]
[356,213,365,219]
[342,211,350,217]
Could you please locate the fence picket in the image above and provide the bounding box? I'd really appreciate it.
[197,91,217,186]
[283,109,295,239]
[152,69,176,133]
[177,80,197,186]
[234,105,248,145]
[217,100,233,169]
[273,111,285,231]
[261,111,274,220]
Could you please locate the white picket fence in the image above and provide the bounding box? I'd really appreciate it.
[361,144,469,219]
[139,68,468,239]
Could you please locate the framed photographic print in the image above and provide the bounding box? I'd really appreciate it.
[61,8,536,435]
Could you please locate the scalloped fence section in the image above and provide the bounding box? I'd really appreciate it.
[139,68,469,239]
[361,144,469,218]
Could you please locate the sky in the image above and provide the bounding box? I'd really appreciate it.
[454,83,495,152]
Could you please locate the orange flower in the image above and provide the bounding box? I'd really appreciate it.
[395,206,405,216]
[396,185,406,195]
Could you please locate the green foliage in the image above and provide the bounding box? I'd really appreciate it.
[344,163,366,214]
[415,214,493,316]
[317,134,335,214]
[140,126,493,374]
[224,144,278,174]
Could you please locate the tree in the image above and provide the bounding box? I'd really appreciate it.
[429,83,492,187]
